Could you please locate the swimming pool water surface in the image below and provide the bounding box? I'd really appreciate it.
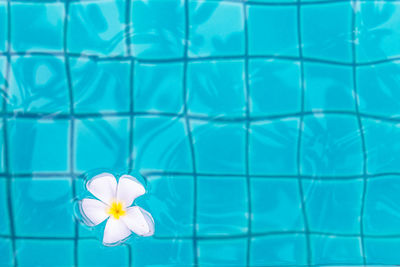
[1,0,400,266]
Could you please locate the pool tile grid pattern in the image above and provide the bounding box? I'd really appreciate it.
[1,0,400,266]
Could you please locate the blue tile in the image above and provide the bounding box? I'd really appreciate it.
[301,3,353,63]
[0,238,13,267]
[11,3,64,52]
[78,220,99,239]
[7,55,69,113]
[304,63,355,111]
[197,176,247,236]
[251,179,304,233]
[78,222,99,239]
[0,3,6,52]
[8,119,70,173]
[364,176,400,235]
[249,59,301,115]
[301,115,363,176]
[363,119,400,174]
[248,6,298,56]
[358,62,400,117]
[78,224,98,239]
[250,0,295,3]
[68,1,126,56]
[303,180,363,234]
[311,235,363,265]
[75,117,129,173]
[131,0,184,59]
[12,178,74,237]
[0,121,4,173]
[75,177,89,200]
[250,234,307,266]
[71,58,131,113]
[78,239,128,267]
[301,0,336,2]
[191,120,245,174]
[187,60,246,117]
[249,118,299,175]
[365,238,400,265]
[134,62,183,113]
[198,239,247,266]
[144,175,193,237]
[0,179,9,235]
[134,116,192,172]
[0,56,6,112]
[17,239,73,267]
[189,1,244,57]
[132,238,193,266]
[356,2,400,63]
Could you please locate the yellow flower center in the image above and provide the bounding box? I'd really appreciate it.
[107,201,126,220]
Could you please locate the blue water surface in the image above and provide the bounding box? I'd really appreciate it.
[1,0,400,266]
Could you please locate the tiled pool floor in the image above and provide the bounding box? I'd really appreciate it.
[1,0,400,266]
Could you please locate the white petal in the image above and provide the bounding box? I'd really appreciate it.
[80,198,109,226]
[86,173,117,205]
[116,175,146,207]
[121,206,155,237]
[103,217,132,246]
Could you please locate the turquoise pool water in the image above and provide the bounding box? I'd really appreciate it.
[1,0,400,266]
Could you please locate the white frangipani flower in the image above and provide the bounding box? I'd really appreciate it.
[79,173,154,246]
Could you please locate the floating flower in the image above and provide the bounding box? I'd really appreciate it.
[79,173,154,246]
